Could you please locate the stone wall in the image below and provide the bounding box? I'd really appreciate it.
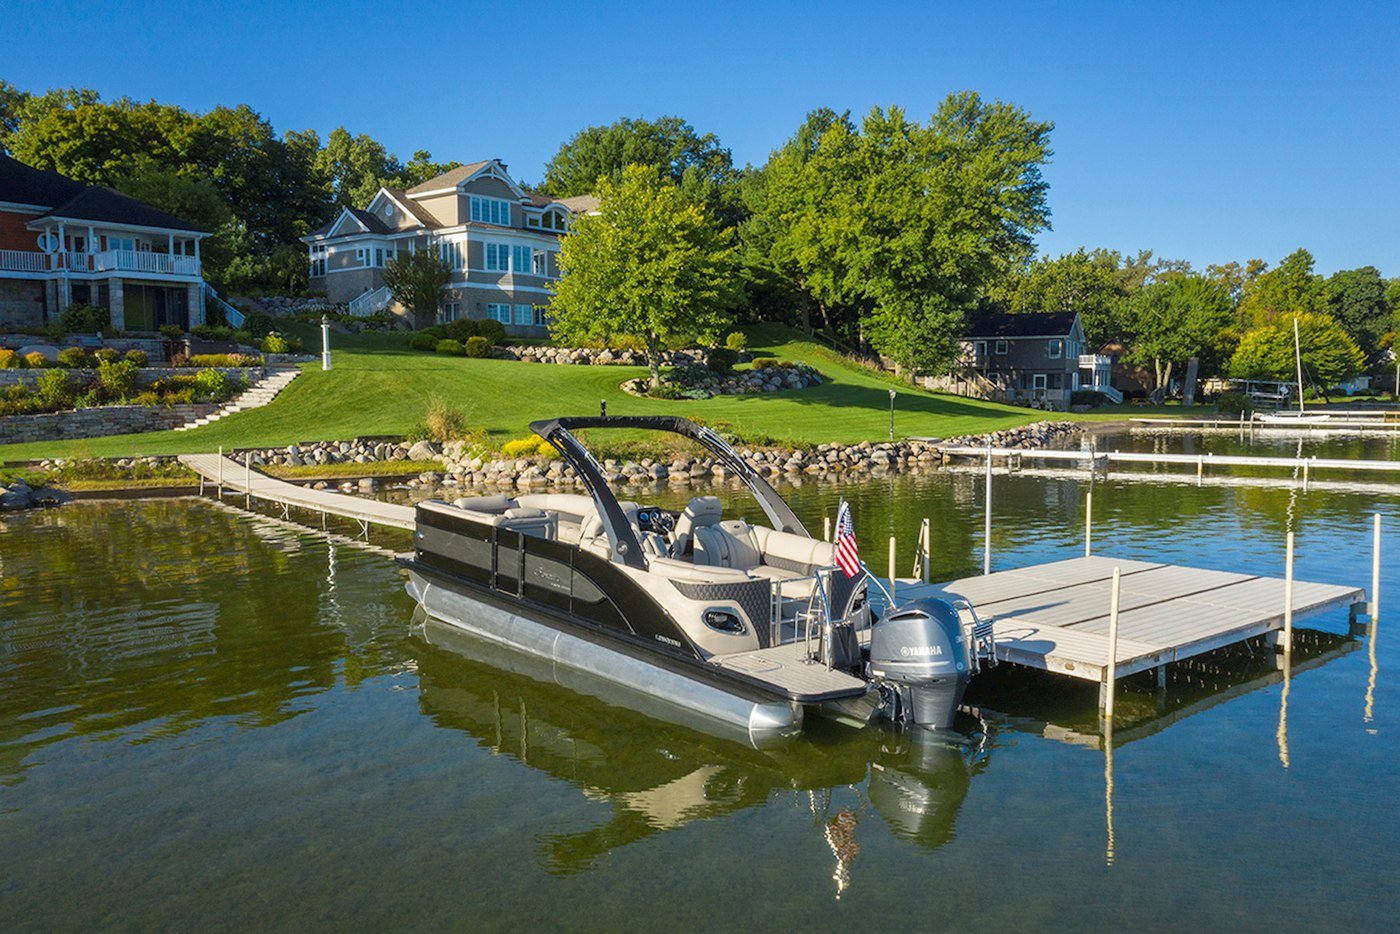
[0,403,219,444]
[0,280,46,332]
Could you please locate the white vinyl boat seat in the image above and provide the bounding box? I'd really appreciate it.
[691,520,837,602]
[671,495,723,558]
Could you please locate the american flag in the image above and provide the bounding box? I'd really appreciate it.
[834,501,862,578]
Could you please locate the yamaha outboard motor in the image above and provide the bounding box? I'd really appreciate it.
[869,599,970,730]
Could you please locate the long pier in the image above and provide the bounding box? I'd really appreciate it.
[937,444,1400,483]
[179,452,414,532]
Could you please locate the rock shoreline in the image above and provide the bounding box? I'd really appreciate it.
[12,421,1078,506]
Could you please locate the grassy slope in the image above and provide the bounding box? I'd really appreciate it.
[0,323,1137,463]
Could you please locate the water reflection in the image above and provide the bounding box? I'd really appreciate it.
[414,615,986,886]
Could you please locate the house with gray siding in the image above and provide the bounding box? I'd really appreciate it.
[929,310,1118,410]
[302,159,597,336]
[0,155,211,333]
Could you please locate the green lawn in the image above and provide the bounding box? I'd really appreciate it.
[0,324,1161,464]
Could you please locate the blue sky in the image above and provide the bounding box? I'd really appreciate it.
[6,1,1397,276]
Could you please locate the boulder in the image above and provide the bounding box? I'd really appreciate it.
[407,440,439,461]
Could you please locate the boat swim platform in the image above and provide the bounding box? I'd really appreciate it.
[179,453,415,531]
[874,556,1365,685]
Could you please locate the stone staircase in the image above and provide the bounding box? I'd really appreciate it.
[173,366,300,432]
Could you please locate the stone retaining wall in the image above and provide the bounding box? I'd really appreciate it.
[0,403,220,444]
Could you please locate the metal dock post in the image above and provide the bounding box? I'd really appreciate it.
[1085,490,1093,557]
[1101,566,1122,717]
[1372,514,1382,621]
[983,443,993,575]
[1283,531,1295,653]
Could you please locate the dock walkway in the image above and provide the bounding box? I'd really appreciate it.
[179,453,415,531]
[878,556,1364,684]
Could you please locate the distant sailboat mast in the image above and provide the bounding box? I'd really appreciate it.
[1294,315,1306,414]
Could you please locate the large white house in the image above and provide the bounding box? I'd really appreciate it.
[302,159,597,336]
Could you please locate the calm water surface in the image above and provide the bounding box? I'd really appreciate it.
[2,429,1397,931]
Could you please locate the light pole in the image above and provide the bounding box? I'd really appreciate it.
[888,388,896,441]
[320,315,332,371]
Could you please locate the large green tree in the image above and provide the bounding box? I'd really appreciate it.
[550,165,739,388]
[1229,311,1366,397]
[1326,265,1390,364]
[1238,248,1327,328]
[997,248,1131,346]
[541,116,742,226]
[1121,274,1234,395]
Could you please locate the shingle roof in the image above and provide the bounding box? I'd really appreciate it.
[405,160,491,195]
[0,155,206,232]
[964,310,1079,339]
[382,188,441,227]
[43,185,208,233]
[0,155,88,208]
[557,194,600,213]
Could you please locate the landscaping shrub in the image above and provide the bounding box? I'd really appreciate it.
[444,319,477,342]
[435,339,466,356]
[648,383,687,400]
[96,359,139,401]
[611,333,647,353]
[93,347,121,364]
[705,347,737,374]
[193,368,230,401]
[1070,389,1105,407]
[751,357,780,370]
[24,352,47,369]
[0,384,35,416]
[500,436,556,458]
[124,349,149,366]
[475,318,506,345]
[1216,390,1252,415]
[464,336,492,358]
[231,329,254,346]
[423,402,468,441]
[159,324,184,340]
[58,303,110,334]
[261,333,290,354]
[187,353,260,368]
[421,325,447,340]
[57,347,92,368]
[132,390,163,406]
[35,369,72,409]
[191,324,234,340]
[410,332,440,352]
[242,312,276,339]
[0,349,19,369]
[724,331,747,352]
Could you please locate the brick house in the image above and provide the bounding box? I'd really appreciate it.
[0,154,211,332]
[301,159,597,336]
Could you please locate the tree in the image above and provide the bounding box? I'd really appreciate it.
[550,165,739,388]
[541,116,742,226]
[1238,248,1326,328]
[1229,311,1366,397]
[1326,266,1390,364]
[999,248,1130,346]
[1121,274,1234,396]
[383,249,452,329]
[315,127,400,209]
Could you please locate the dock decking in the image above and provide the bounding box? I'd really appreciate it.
[877,556,1364,683]
[179,453,415,531]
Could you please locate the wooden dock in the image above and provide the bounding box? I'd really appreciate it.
[179,453,415,531]
[876,556,1365,685]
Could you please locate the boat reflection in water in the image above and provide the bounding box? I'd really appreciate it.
[413,612,988,882]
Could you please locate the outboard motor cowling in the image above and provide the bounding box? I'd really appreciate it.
[869,599,969,730]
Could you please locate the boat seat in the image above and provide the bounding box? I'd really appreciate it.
[500,507,556,539]
[452,493,516,515]
[671,495,723,558]
[578,501,641,558]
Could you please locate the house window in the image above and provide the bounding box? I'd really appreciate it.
[484,243,510,272]
[1032,374,1047,391]
[532,250,548,276]
[375,248,385,267]
[511,244,533,274]
[439,240,463,270]
[110,236,135,253]
[356,247,367,266]
[973,340,987,357]
[995,340,1008,354]
[309,245,327,277]
[486,303,512,324]
[514,304,533,325]
[443,302,460,322]
[470,196,512,226]
[526,215,541,228]
[1048,339,1063,359]
[533,305,548,327]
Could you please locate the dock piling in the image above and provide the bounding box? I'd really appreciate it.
[217,446,223,495]
[824,515,831,542]
[1085,490,1093,557]
[1283,531,1295,653]
[983,444,993,576]
[920,518,930,583]
[1372,513,1381,621]
[245,453,252,508]
[1102,566,1122,718]
[888,536,897,604]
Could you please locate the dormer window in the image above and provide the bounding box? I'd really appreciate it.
[470,196,512,226]
[384,202,395,218]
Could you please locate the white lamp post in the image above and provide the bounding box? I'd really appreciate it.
[321,315,332,371]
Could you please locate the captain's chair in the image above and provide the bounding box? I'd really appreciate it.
[671,495,723,558]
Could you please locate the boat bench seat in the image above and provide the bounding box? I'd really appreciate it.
[692,521,836,601]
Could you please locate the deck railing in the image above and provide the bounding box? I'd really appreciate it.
[0,249,199,276]
[0,249,49,272]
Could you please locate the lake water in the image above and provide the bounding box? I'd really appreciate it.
[2,430,1397,930]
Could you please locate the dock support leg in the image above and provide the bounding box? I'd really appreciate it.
[983,444,993,576]
[1101,566,1122,720]
[1085,490,1093,557]
[1283,531,1295,654]
[1372,513,1381,622]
